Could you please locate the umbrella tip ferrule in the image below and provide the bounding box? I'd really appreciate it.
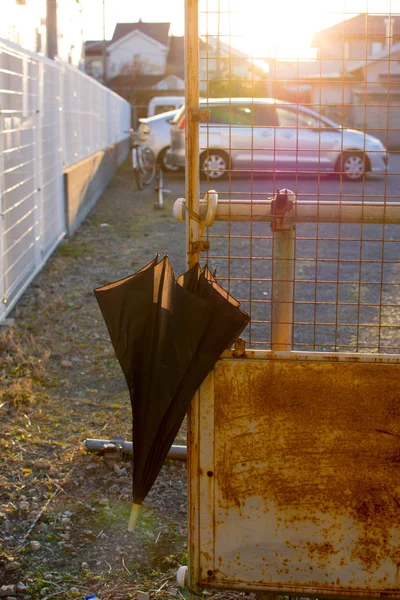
[128,503,141,532]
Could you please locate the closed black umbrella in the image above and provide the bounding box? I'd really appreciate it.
[94,256,249,530]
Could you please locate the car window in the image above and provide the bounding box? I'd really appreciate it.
[155,105,176,115]
[209,105,254,126]
[253,104,276,126]
[209,104,276,126]
[276,107,321,128]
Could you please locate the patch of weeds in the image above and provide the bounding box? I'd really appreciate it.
[0,328,51,407]
[58,241,90,259]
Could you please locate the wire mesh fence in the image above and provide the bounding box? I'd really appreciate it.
[185,0,400,354]
[0,38,130,322]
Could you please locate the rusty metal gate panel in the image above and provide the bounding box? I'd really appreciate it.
[179,0,400,597]
[190,355,400,596]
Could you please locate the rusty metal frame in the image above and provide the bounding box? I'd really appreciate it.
[183,0,400,597]
[190,353,400,598]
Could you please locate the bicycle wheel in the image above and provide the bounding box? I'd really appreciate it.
[134,147,144,191]
[141,147,156,185]
[156,165,164,208]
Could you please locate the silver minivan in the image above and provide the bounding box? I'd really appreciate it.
[168,97,388,181]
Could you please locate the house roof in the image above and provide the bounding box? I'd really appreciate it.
[312,13,400,46]
[84,41,105,56]
[110,21,170,47]
[165,35,185,78]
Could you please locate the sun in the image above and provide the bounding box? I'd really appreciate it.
[200,0,326,60]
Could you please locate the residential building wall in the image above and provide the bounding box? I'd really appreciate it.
[352,47,400,148]
[86,54,104,80]
[318,38,376,61]
[352,89,400,148]
[310,80,354,125]
[107,31,168,79]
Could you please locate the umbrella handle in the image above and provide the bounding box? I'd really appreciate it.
[173,191,218,231]
[204,190,218,228]
[128,503,141,532]
[199,190,218,240]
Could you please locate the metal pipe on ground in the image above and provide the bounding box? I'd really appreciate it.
[85,439,187,461]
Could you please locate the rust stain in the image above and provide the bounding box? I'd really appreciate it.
[213,359,400,576]
[305,541,339,570]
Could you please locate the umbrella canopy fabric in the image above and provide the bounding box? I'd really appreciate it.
[94,255,249,528]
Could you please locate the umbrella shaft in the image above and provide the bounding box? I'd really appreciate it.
[84,439,187,461]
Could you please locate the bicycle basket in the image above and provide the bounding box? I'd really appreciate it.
[137,122,150,142]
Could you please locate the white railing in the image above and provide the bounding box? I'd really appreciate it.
[0,38,131,322]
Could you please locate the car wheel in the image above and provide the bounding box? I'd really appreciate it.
[337,152,367,181]
[159,146,180,173]
[200,150,229,180]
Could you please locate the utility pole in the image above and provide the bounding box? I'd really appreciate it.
[102,0,107,83]
[46,0,58,59]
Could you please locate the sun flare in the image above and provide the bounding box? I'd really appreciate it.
[199,0,400,60]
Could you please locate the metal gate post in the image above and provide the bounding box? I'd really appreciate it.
[184,1,202,598]
[271,229,295,351]
[185,0,200,269]
[270,189,295,352]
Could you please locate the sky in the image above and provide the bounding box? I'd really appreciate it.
[81,0,400,59]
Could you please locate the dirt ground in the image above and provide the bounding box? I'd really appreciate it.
[0,160,245,600]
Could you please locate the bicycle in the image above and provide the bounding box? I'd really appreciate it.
[130,125,156,190]
[128,126,171,207]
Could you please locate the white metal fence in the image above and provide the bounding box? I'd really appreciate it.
[0,38,131,323]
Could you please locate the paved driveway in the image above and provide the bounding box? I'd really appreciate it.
[162,153,400,352]
[164,152,400,203]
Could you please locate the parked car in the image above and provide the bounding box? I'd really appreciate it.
[168,98,388,181]
[147,96,184,117]
[138,109,180,172]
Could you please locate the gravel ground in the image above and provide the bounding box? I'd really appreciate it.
[0,159,223,600]
[2,156,399,599]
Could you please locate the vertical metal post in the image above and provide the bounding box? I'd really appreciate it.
[271,230,295,351]
[184,2,201,599]
[185,0,200,269]
[33,61,43,269]
[270,190,296,352]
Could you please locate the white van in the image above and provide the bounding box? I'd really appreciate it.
[147,96,184,117]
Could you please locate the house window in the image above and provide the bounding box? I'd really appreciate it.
[344,41,349,59]
[91,60,103,77]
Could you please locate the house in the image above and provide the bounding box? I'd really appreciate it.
[263,13,400,147]
[85,21,172,83]
[312,13,400,66]
[85,22,185,119]
[308,13,400,145]
[85,21,266,119]
[0,0,83,66]
[200,36,268,95]
[348,42,400,147]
